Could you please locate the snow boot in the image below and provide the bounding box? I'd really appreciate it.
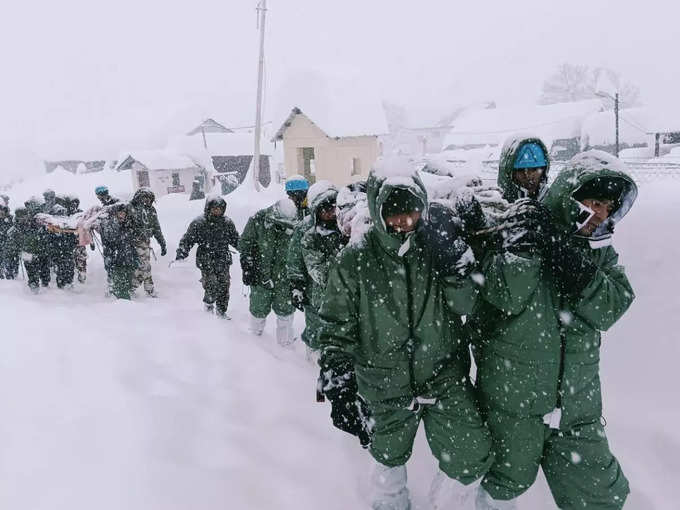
[276,313,295,347]
[370,463,410,510]
[249,315,266,336]
[475,486,517,510]
[428,470,480,510]
[146,289,158,298]
[216,308,232,320]
[77,272,86,284]
[204,303,215,313]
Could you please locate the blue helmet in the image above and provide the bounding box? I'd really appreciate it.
[514,142,548,170]
[95,185,109,195]
[285,175,309,192]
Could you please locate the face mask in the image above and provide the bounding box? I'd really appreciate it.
[574,200,595,231]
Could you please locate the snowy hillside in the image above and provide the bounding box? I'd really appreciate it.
[0,172,677,509]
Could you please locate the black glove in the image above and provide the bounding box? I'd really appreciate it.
[90,243,96,251]
[494,199,549,254]
[423,203,475,278]
[290,281,307,311]
[501,200,598,296]
[241,256,258,286]
[544,235,598,297]
[319,361,371,447]
[160,244,167,257]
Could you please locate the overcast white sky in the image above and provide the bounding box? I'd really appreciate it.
[1,0,678,177]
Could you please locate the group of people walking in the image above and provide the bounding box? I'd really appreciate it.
[308,138,635,510]
[0,185,167,299]
[0,133,637,509]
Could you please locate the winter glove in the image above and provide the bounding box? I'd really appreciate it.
[500,200,598,296]
[290,281,308,311]
[422,203,476,278]
[160,244,167,257]
[319,360,371,447]
[544,234,598,297]
[240,255,258,286]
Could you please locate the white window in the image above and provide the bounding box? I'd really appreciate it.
[351,157,361,176]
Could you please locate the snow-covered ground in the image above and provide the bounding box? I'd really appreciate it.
[0,171,677,509]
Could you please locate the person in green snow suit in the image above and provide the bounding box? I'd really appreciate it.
[175,196,240,318]
[0,203,15,279]
[286,213,312,333]
[100,203,138,300]
[240,175,308,346]
[287,180,347,351]
[473,150,638,510]
[318,160,493,510]
[497,135,551,203]
[4,199,51,291]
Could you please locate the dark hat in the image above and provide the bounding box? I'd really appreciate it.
[382,188,424,219]
[573,176,628,208]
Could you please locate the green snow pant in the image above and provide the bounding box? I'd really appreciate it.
[111,266,135,300]
[301,307,323,350]
[481,409,629,509]
[368,384,494,485]
[249,281,294,319]
[201,267,230,313]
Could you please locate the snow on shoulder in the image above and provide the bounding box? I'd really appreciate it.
[372,155,422,183]
[274,196,298,219]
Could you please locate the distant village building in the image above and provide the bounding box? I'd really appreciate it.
[443,99,604,161]
[272,106,387,186]
[116,150,209,198]
[44,160,109,174]
[171,129,272,193]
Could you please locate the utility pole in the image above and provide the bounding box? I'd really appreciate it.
[252,0,267,192]
[614,92,620,157]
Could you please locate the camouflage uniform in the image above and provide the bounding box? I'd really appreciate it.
[128,188,166,295]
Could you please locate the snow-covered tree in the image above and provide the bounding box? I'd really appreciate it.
[538,63,641,110]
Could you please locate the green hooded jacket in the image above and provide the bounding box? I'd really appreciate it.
[497,135,551,203]
[318,171,479,406]
[240,198,300,286]
[300,184,347,310]
[129,188,166,249]
[5,200,48,257]
[286,216,313,286]
[475,151,637,428]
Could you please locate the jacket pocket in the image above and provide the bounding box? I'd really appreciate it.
[560,359,602,427]
[356,363,412,404]
[477,353,542,416]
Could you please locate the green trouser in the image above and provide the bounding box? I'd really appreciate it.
[301,307,322,349]
[249,280,294,318]
[482,409,629,509]
[369,381,494,485]
[201,267,230,313]
[111,266,134,300]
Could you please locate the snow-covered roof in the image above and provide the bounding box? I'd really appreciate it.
[580,107,650,147]
[116,150,198,171]
[273,102,389,141]
[444,99,604,148]
[168,132,272,157]
[186,118,234,136]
